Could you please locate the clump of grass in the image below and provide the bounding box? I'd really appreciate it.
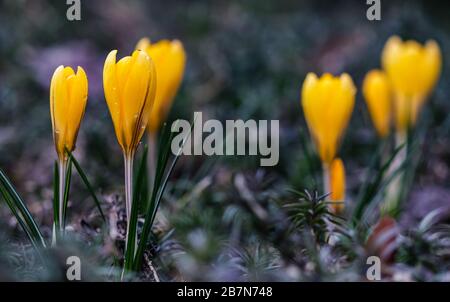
[285,190,343,245]
[396,208,450,277]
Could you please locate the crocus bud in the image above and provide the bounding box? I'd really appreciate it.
[363,70,392,138]
[103,49,157,156]
[382,36,441,132]
[301,73,356,165]
[329,157,346,214]
[50,65,88,160]
[136,38,186,133]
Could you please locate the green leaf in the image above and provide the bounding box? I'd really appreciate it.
[53,161,60,236]
[396,125,426,215]
[0,182,37,247]
[0,167,46,249]
[133,120,192,270]
[124,181,140,273]
[123,145,149,274]
[63,156,73,228]
[134,145,149,214]
[351,142,405,224]
[66,149,106,222]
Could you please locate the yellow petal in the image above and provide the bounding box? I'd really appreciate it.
[50,65,88,159]
[122,50,154,152]
[329,158,345,213]
[421,40,441,96]
[382,36,441,97]
[66,66,88,151]
[103,49,157,155]
[52,66,71,158]
[103,50,126,150]
[116,56,133,98]
[136,37,151,51]
[139,39,186,133]
[137,57,157,144]
[363,70,392,137]
[392,92,424,133]
[381,36,402,73]
[50,65,64,136]
[381,36,441,133]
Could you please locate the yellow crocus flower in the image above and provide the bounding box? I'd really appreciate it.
[103,49,157,156]
[329,158,345,214]
[136,38,186,133]
[50,65,88,160]
[50,65,88,236]
[382,36,441,132]
[103,49,156,273]
[362,70,392,138]
[301,73,356,165]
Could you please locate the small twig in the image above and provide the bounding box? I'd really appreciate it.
[178,176,212,208]
[144,254,160,282]
[234,174,268,221]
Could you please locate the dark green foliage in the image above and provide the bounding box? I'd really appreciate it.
[285,190,340,245]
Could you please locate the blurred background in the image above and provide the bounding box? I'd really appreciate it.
[0,0,449,281]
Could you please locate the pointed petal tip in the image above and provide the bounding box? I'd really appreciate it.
[340,73,356,93]
[136,37,151,50]
[304,72,318,82]
[106,49,118,61]
[387,35,402,44]
[76,66,87,76]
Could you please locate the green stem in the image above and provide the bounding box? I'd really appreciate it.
[58,159,67,235]
[322,163,330,197]
[122,153,134,280]
[322,163,337,244]
[124,154,134,222]
[383,132,407,215]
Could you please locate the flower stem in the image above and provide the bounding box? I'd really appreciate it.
[124,154,134,222]
[322,163,330,197]
[122,153,134,280]
[58,159,67,235]
[322,163,337,243]
[383,132,407,215]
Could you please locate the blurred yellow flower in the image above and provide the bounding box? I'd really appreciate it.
[329,157,345,213]
[382,36,441,132]
[50,65,88,160]
[103,49,157,156]
[136,38,186,133]
[363,70,392,138]
[301,73,356,165]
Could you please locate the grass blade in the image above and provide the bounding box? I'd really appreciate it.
[0,167,46,248]
[134,120,191,269]
[66,149,106,222]
[123,145,149,274]
[134,145,149,214]
[352,142,405,224]
[63,157,73,228]
[0,182,39,249]
[52,161,60,238]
